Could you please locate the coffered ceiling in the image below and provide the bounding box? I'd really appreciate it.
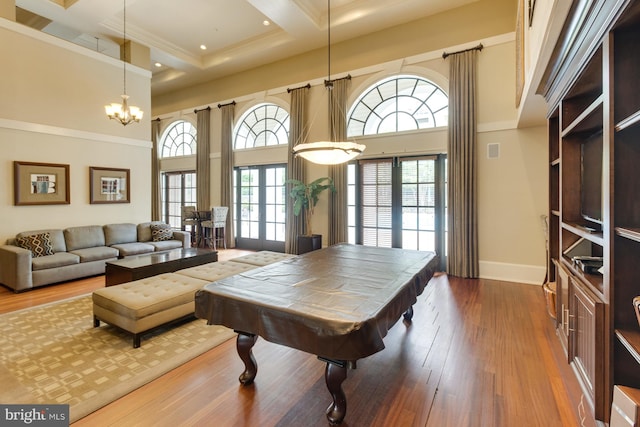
[14,0,476,96]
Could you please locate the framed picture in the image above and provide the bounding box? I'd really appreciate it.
[14,161,70,205]
[89,167,130,204]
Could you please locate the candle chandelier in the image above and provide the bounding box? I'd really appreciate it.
[105,0,143,126]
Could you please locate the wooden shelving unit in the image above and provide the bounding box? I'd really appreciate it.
[540,0,640,424]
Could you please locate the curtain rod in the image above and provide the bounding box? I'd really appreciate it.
[325,74,351,87]
[194,106,211,113]
[217,101,236,108]
[287,83,311,93]
[442,43,483,59]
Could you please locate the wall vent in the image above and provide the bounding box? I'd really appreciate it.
[487,143,500,159]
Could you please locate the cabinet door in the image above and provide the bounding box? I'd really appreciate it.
[570,278,605,420]
[554,259,571,357]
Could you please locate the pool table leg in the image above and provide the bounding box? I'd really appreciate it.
[403,305,414,322]
[236,331,258,385]
[324,360,348,425]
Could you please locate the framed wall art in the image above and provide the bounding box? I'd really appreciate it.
[14,161,70,206]
[89,166,130,204]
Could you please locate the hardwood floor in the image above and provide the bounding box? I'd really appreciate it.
[0,251,590,426]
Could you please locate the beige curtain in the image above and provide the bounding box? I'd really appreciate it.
[446,50,479,278]
[285,87,308,254]
[196,107,211,213]
[328,78,350,245]
[219,103,235,248]
[151,119,162,221]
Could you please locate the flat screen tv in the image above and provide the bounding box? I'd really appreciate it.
[580,133,603,224]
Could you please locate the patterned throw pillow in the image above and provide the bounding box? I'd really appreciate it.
[16,232,54,257]
[151,223,173,242]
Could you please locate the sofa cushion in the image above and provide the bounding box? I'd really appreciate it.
[16,232,54,258]
[110,242,155,257]
[32,252,80,271]
[64,225,105,251]
[148,240,183,252]
[151,223,173,241]
[104,223,137,246]
[69,246,119,262]
[137,221,172,242]
[15,229,66,253]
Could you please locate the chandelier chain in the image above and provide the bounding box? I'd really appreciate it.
[122,0,127,96]
[327,0,331,83]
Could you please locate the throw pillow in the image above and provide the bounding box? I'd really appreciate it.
[151,224,173,242]
[16,232,54,257]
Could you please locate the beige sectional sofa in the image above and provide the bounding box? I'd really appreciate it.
[0,221,189,292]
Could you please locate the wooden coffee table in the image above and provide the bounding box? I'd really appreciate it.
[105,248,217,286]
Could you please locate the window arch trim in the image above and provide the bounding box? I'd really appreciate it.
[159,119,198,158]
[347,72,449,138]
[233,102,290,150]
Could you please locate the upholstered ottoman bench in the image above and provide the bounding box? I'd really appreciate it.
[92,273,208,348]
[226,251,297,267]
[175,260,258,282]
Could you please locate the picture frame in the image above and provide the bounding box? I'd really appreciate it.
[89,166,130,204]
[14,161,70,206]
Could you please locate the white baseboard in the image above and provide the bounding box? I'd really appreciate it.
[479,260,546,285]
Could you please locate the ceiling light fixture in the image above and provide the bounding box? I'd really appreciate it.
[292,0,365,165]
[200,44,207,50]
[105,0,143,126]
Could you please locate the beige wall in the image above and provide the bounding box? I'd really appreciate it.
[0,19,152,243]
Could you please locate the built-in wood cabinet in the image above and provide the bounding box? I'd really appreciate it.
[541,0,640,424]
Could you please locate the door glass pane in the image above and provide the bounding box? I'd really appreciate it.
[401,158,435,250]
[239,169,260,239]
[360,161,392,248]
[235,165,286,248]
[264,166,286,242]
[162,171,196,229]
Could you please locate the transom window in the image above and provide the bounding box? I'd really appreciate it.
[234,103,290,149]
[160,120,197,158]
[347,75,448,137]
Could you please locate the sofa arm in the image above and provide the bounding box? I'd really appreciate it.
[171,230,191,249]
[0,245,33,292]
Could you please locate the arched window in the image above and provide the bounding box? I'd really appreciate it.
[160,120,197,158]
[234,103,289,149]
[347,75,448,137]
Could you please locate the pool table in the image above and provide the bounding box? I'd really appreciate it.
[195,243,438,424]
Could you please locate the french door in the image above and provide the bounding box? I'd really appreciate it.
[350,155,446,265]
[234,165,286,251]
[161,171,196,229]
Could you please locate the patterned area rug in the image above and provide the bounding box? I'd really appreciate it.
[0,295,235,422]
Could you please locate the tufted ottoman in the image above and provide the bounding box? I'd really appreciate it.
[227,251,297,267]
[92,272,208,348]
[175,259,258,282]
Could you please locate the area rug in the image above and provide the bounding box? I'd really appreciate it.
[0,294,235,422]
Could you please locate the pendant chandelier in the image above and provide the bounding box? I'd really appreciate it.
[292,0,365,165]
[105,0,143,126]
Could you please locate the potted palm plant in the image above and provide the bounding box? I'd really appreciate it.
[287,176,336,254]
